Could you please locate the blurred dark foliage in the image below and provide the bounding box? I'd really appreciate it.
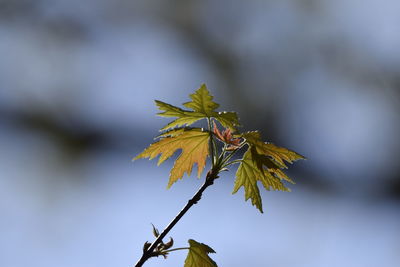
[1,0,400,199]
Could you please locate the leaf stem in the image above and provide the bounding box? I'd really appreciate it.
[220,142,247,167]
[162,247,190,253]
[217,144,227,166]
[222,159,242,168]
[134,170,219,267]
[207,117,217,167]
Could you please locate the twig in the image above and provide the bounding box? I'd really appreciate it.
[134,170,218,267]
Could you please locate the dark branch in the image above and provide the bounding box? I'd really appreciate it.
[134,170,219,267]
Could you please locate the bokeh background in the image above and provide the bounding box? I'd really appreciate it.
[1,1,400,266]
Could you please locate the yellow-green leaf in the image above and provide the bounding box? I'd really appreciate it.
[155,84,239,131]
[233,148,290,213]
[134,128,209,188]
[214,111,239,130]
[243,131,305,168]
[249,147,295,184]
[184,239,217,267]
[183,84,220,116]
[155,100,204,131]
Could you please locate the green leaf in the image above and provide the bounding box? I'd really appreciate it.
[155,84,239,131]
[184,239,217,267]
[243,131,305,168]
[233,132,305,212]
[214,111,240,130]
[134,128,209,188]
[249,147,295,184]
[232,148,290,213]
[183,84,220,116]
[155,100,205,131]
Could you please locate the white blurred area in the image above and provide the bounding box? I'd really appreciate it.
[1,1,400,267]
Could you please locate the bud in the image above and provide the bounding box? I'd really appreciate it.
[142,241,151,253]
[163,237,174,250]
[151,224,160,237]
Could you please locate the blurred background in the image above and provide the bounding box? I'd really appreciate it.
[1,0,400,266]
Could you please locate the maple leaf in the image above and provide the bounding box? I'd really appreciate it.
[183,85,220,116]
[232,148,290,213]
[243,131,305,168]
[232,132,304,212]
[155,101,205,131]
[134,128,209,188]
[184,239,217,267]
[156,84,239,131]
[214,111,239,131]
[248,146,296,184]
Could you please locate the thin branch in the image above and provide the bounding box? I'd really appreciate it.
[134,170,219,267]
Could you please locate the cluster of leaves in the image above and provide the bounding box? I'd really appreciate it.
[134,84,305,266]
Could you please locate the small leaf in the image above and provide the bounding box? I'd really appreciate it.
[243,131,305,168]
[155,84,240,131]
[155,100,204,131]
[134,128,209,187]
[183,84,220,116]
[184,239,217,267]
[248,147,295,184]
[213,121,241,150]
[215,111,239,130]
[232,132,305,212]
[232,148,290,213]
[151,224,160,238]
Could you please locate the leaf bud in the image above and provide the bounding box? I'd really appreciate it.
[163,237,174,250]
[151,223,160,237]
[143,241,151,253]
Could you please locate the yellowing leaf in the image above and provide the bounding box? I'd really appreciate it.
[184,239,217,267]
[134,128,209,188]
[155,84,239,131]
[243,131,305,168]
[233,148,290,213]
